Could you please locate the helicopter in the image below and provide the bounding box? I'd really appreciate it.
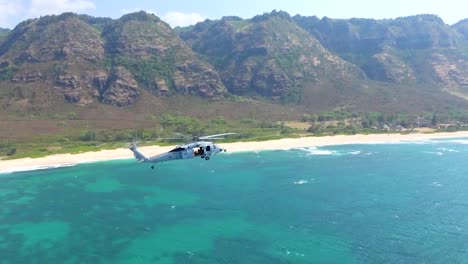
[129,133,236,169]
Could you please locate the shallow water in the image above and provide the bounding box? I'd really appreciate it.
[1,138,468,263]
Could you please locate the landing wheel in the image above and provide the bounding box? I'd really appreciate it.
[205,156,210,160]
[151,165,155,169]
[201,155,205,159]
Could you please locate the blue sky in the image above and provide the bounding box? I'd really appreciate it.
[0,0,466,29]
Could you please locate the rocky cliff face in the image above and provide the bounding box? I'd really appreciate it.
[103,12,226,98]
[0,14,107,106]
[293,14,468,101]
[0,12,225,109]
[431,52,468,99]
[361,48,415,83]
[180,12,364,103]
[100,67,140,106]
[294,14,458,59]
[0,14,105,63]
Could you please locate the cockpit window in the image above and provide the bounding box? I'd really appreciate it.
[206,146,211,151]
[169,147,185,152]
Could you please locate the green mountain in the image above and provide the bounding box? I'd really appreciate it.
[102,12,225,99]
[0,27,9,36]
[453,19,468,39]
[0,28,10,47]
[179,11,365,107]
[1,11,468,124]
[293,14,468,100]
[0,12,225,111]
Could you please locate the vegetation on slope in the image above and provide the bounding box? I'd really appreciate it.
[1,11,468,160]
[2,108,468,159]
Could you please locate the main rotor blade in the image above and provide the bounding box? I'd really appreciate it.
[199,133,237,140]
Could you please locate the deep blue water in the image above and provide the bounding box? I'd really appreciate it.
[1,138,468,263]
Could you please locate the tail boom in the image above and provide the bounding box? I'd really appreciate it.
[130,146,149,162]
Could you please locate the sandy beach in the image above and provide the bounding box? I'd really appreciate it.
[1,131,468,173]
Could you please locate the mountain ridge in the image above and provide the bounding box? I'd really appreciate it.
[1,10,468,118]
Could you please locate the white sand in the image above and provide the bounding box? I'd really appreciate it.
[1,131,468,173]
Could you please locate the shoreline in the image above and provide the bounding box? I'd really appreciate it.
[1,131,468,173]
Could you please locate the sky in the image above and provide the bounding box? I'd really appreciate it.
[0,0,467,29]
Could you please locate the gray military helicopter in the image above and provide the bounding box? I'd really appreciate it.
[129,133,236,169]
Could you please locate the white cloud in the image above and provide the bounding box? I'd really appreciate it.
[28,0,96,17]
[162,11,205,28]
[120,9,205,28]
[0,1,24,28]
[0,0,96,28]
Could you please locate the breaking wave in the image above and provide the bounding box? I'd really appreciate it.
[0,164,76,175]
[293,179,308,185]
[446,139,468,145]
[296,147,363,156]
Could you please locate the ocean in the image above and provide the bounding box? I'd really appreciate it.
[1,138,468,263]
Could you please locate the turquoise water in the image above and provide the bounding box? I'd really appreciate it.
[1,138,468,263]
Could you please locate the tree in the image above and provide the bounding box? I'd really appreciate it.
[301,114,311,122]
[6,147,16,156]
[431,113,439,127]
[307,123,323,133]
[79,130,96,141]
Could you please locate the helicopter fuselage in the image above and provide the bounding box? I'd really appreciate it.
[131,141,225,167]
[130,133,236,169]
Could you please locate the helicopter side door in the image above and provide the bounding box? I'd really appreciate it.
[182,147,196,159]
[182,143,199,159]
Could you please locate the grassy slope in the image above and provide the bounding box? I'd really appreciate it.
[0,90,308,159]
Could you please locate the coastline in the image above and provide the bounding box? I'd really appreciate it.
[1,131,468,173]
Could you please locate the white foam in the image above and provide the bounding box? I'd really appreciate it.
[431,181,443,187]
[297,147,365,156]
[293,179,308,185]
[402,139,433,144]
[284,249,304,257]
[423,151,443,156]
[437,147,459,153]
[364,139,429,145]
[0,164,76,174]
[297,147,336,156]
[447,139,468,145]
[310,149,335,155]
